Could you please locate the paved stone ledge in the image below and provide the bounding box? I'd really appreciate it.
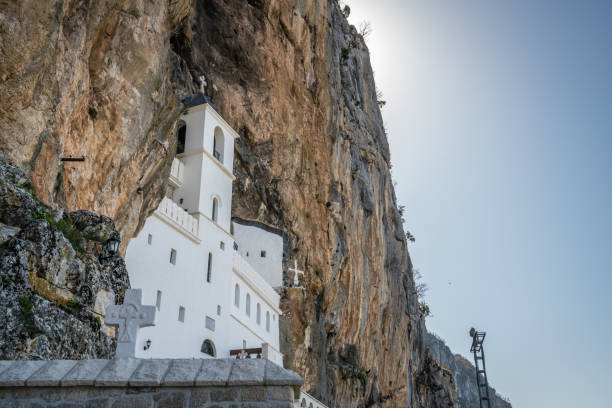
[0,386,296,407]
[0,358,302,388]
[0,359,302,407]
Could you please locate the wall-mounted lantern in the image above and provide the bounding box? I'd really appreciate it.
[100,237,120,264]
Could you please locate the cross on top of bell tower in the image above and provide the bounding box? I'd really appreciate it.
[105,289,156,358]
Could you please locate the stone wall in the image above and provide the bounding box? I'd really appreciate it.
[0,358,302,408]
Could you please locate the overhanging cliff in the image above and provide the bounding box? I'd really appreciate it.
[1,0,460,406]
[173,1,425,405]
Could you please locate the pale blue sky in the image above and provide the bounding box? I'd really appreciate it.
[347,1,612,407]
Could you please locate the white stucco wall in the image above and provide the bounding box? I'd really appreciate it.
[230,252,281,356]
[126,213,234,359]
[124,103,283,364]
[233,221,284,288]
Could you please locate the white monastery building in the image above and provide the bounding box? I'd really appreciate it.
[125,96,326,408]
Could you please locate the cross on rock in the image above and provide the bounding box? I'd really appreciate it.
[288,260,305,288]
[105,289,156,358]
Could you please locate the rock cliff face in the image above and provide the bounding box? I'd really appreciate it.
[1,0,466,406]
[426,333,512,408]
[177,2,427,406]
[0,153,129,360]
[0,0,191,251]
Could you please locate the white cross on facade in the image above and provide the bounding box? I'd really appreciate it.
[104,289,156,358]
[288,260,304,287]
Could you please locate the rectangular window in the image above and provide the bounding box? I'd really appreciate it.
[205,316,215,331]
[156,291,162,310]
[170,249,177,265]
[206,253,212,283]
[260,250,266,258]
[217,305,221,315]
[178,306,185,322]
[220,241,225,250]
[147,234,152,245]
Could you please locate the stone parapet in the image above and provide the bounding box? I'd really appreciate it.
[0,358,302,407]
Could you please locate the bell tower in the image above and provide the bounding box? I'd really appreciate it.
[171,95,238,236]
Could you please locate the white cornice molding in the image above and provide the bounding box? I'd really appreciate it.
[186,103,240,140]
[232,264,282,315]
[192,212,234,240]
[176,149,236,181]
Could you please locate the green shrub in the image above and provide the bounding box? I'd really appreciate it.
[341,47,350,64]
[17,183,33,195]
[33,212,84,252]
[66,299,82,310]
[18,296,36,336]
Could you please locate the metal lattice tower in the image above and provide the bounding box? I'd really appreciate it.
[470,328,491,408]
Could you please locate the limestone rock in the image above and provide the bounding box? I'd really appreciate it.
[0,154,129,360]
[0,0,188,251]
[175,1,423,405]
[427,333,512,408]
[416,349,459,408]
[0,0,507,406]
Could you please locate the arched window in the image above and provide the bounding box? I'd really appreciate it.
[246,293,251,316]
[206,252,212,283]
[212,197,219,222]
[301,398,306,407]
[213,127,225,163]
[256,303,261,325]
[234,284,240,307]
[201,339,216,357]
[266,311,270,332]
[176,122,186,154]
